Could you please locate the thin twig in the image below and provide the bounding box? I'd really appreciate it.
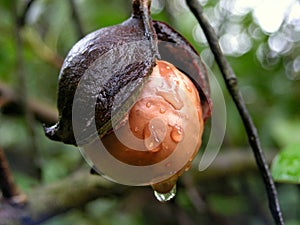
[68,0,85,39]
[0,148,26,205]
[24,27,64,69]
[185,0,284,224]
[0,81,58,124]
[0,148,19,199]
[182,174,206,213]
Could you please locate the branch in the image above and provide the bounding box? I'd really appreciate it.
[0,169,128,225]
[191,149,275,181]
[0,150,275,225]
[185,1,284,224]
[0,82,58,124]
[0,148,26,204]
[0,150,273,225]
[23,27,64,70]
[68,0,85,39]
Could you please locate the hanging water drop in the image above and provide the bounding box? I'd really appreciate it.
[154,185,177,202]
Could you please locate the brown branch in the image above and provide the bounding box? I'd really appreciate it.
[0,82,58,124]
[0,169,128,225]
[0,150,275,225]
[182,174,206,212]
[0,147,26,204]
[191,149,276,181]
[0,148,19,198]
[68,0,85,39]
[185,0,284,224]
[23,27,64,70]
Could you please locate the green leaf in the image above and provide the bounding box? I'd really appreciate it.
[271,143,300,184]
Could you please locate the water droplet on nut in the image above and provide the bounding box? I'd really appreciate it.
[144,118,167,151]
[160,107,166,114]
[171,125,184,143]
[157,90,183,110]
[183,80,192,92]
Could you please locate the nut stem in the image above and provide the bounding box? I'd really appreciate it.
[132,0,151,16]
[132,0,160,60]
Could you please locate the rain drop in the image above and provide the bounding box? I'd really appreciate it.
[154,185,177,202]
[157,90,183,110]
[183,80,192,92]
[146,141,154,149]
[162,143,169,150]
[171,126,184,143]
[185,165,191,172]
[160,107,166,114]
[144,118,167,151]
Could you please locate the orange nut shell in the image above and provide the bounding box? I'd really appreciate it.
[102,60,204,171]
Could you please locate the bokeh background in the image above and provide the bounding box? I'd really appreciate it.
[0,0,300,224]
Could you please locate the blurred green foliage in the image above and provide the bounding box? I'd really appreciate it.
[272,143,300,184]
[0,0,300,224]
